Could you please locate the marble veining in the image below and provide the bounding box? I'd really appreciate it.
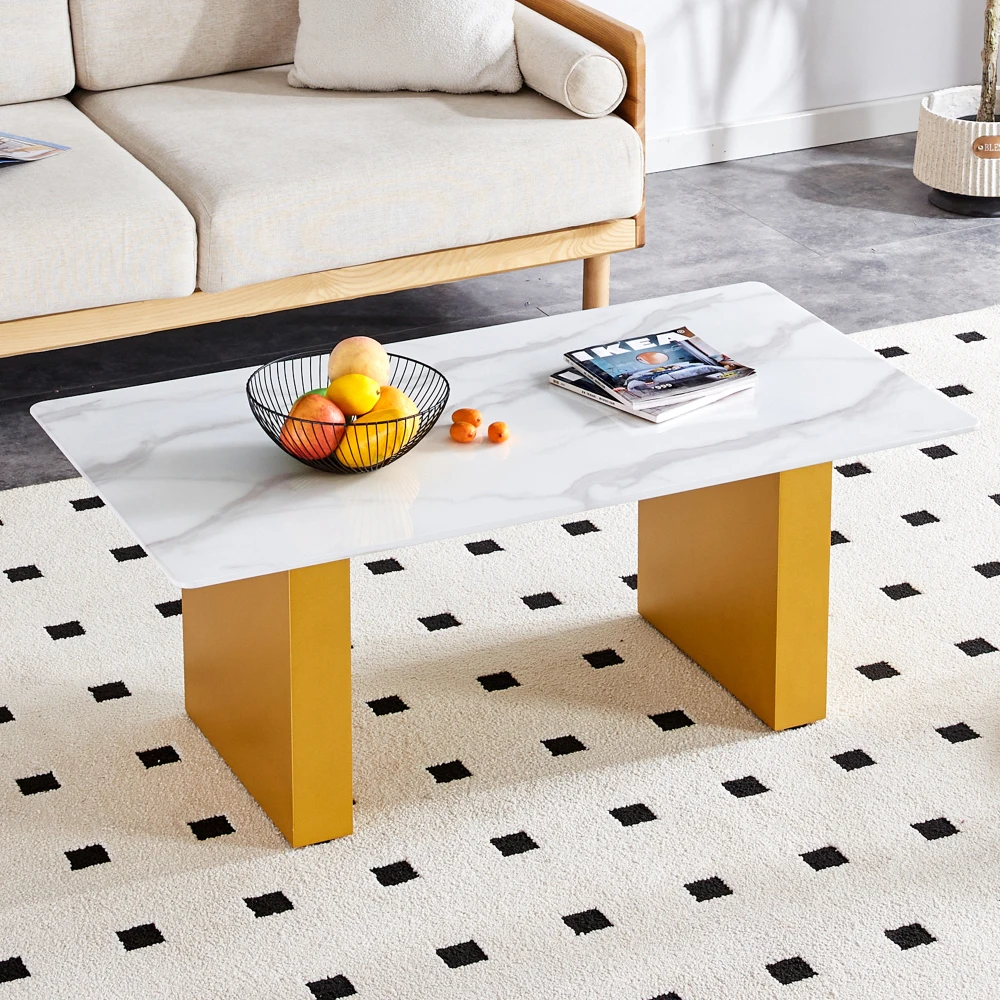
[32,283,976,589]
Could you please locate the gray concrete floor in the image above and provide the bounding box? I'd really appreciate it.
[3,132,998,491]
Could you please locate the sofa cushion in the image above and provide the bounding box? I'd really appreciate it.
[514,3,627,118]
[0,100,197,323]
[74,67,644,294]
[0,0,75,105]
[289,0,521,95]
[69,0,299,91]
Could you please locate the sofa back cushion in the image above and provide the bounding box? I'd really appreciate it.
[69,0,300,91]
[0,0,76,105]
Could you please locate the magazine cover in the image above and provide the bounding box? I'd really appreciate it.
[565,326,755,409]
[550,369,754,424]
[0,132,69,167]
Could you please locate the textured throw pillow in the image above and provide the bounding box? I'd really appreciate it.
[289,0,523,94]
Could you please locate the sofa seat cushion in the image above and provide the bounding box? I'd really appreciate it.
[74,67,644,294]
[0,100,197,324]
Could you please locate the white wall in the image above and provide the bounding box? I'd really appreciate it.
[589,0,985,170]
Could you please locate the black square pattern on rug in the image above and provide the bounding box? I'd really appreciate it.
[70,496,104,511]
[650,709,695,732]
[583,648,623,669]
[0,706,13,724]
[0,957,30,983]
[155,600,182,618]
[427,760,471,783]
[921,444,956,460]
[831,530,849,545]
[188,815,235,840]
[111,544,146,562]
[974,560,1000,578]
[882,582,920,600]
[936,722,980,743]
[136,745,181,768]
[766,957,816,985]
[562,519,599,536]
[610,803,657,827]
[491,831,539,857]
[65,843,111,870]
[832,749,875,771]
[801,846,849,871]
[45,620,84,640]
[89,680,131,703]
[542,735,587,756]
[244,891,294,918]
[956,637,997,657]
[723,775,768,798]
[16,772,59,796]
[466,539,503,556]
[957,330,986,342]
[876,346,908,358]
[367,695,408,716]
[856,660,900,681]
[647,994,682,1000]
[902,510,939,526]
[912,817,959,840]
[4,564,42,582]
[436,940,488,969]
[685,876,732,902]
[478,671,520,692]
[885,923,936,950]
[419,613,461,631]
[836,462,870,477]
[307,975,356,999]
[371,860,419,887]
[621,573,637,590]
[562,909,613,935]
[117,923,164,951]
[522,591,561,610]
[365,557,403,575]
[938,384,972,397]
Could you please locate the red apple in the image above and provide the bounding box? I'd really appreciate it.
[279,392,346,460]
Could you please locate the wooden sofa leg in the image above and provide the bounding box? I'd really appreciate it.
[582,254,611,310]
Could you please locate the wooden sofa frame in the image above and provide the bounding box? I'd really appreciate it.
[0,0,645,359]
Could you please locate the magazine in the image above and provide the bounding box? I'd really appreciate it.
[0,132,69,167]
[550,368,753,423]
[565,326,755,411]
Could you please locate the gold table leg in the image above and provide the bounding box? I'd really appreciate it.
[638,463,832,731]
[182,560,352,847]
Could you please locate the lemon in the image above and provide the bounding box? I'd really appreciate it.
[326,373,381,416]
[336,407,421,469]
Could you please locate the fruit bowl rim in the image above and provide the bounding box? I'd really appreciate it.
[245,350,451,424]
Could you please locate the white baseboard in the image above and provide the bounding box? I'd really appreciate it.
[646,92,926,173]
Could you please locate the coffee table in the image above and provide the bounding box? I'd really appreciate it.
[32,283,975,847]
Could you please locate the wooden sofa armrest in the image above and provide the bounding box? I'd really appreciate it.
[519,0,645,247]
[517,0,646,146]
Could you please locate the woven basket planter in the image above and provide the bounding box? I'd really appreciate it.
[913,85,1000,196]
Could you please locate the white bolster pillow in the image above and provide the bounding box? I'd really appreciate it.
[513,2,627,118]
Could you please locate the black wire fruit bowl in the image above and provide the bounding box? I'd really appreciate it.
[247,352,450,473]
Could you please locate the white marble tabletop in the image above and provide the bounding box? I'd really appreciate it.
[32,283,976,589]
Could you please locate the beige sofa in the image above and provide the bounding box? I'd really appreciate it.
[0,0,645,357]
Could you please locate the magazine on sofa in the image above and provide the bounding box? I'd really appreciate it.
[564,326,755,410]
[550,368,753,423]
[0,132,69,167]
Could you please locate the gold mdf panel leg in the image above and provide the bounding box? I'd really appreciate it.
[183,561,352,847]
[638,463,832,731]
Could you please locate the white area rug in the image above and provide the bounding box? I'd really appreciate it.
[1,307,999,999]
